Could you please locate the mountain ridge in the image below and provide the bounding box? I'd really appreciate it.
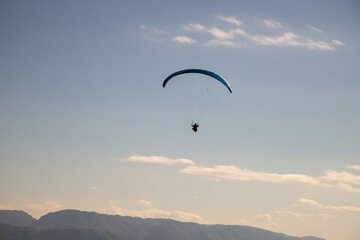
[0,209,326,240]
[0,223,125,240]
[0,210,36,227]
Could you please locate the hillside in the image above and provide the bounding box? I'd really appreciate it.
[31,209,326,240]
[0,210,36,227]
[0,209,325,240]
[0,223,125,240]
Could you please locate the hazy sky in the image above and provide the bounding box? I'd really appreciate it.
[1,1,359,240]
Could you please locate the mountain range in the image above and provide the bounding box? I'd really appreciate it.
[0,209,325,240]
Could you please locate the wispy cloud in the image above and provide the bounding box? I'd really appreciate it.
[179,165,326,186]
[180,164,360,192]
[90,186,101,191]
[347,164,360,171]
[172,35,196,44]
[104,200,202,222]
[285,211,332,221]
[204,39,238,48]
[141,16,345,51]
[263,19,282,29]
[296,198,360,212]
[107,206,202,222]
[204,26,341,50]
[121,155,195,166]
[182,23,206,32]
[307,25,323,33]
[121,155,360,193]
[140,24,163,35]
[139,24,164,42]
[138,199,153,208]
[217,16,243,26]
[239,31,338,50]
[335,183,360,193]
[320,170,360,186]
[332,40,345,46]
[207,28,235,40]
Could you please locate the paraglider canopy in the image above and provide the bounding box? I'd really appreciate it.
[162,68,232,133]
[162,69,232,93]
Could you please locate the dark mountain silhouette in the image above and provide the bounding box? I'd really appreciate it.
[0,209,325,240]
[0,223,125,240]
[31,209,325,240]
[0,210,36,227]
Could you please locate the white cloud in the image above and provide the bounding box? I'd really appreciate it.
[320,170,360,185]
[247,32,301,46]
[307,25,323,33]
[122,155,359,193]
[347,164,360,171]
[179,164,360,192]
[90,186,101,191]
[138,199,153,208]
[296,198,360,212]
[285,211,332,221]
[179,164,360,193]
[207,27,235,40]
[263,19,282,29]
[204,39,237,48]
[121,155,195,166]
[141,17,344,51]
[297,198,322,207]
[106,205,202,222]
[207,28,339,51]
[243,31,336,50]
[305,39,337,50]
[336,183,360,193]
[212,19,344,50]
[140,24,163,35]
[104,199,203,223]
[172,35,196,44]
[139,24,164,42]
[332,40,345,46]
[179,165,326,186]
[325,205,360,212]
[217,16,243,26]
[182,23,206,32]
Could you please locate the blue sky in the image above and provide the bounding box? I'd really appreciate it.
[1,1,360,240]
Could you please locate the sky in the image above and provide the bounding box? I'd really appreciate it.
[0,1,359,240]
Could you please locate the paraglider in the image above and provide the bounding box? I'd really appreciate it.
[163,69,232,132]
[191,122,199,132]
